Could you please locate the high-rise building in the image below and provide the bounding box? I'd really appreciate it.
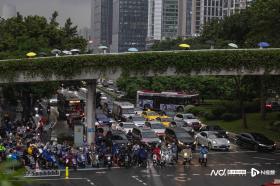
[191,0,252,36]
[91,0,113,52]
[162,0,178,39]
[178,0,193,38]
[111,0,148,53]
[1,1,16,19]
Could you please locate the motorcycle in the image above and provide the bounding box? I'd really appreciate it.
[182,150,192,165]
[199,153,207,167]
[104,154,112,169]
[77,153,86,168]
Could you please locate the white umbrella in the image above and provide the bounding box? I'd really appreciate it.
[98,46,108,50]
[70,49,81,53]
[228,43,238,48]
[51,49,61,55]
[62,50,72,55]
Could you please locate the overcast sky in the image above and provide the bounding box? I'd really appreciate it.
[2,0,91,29]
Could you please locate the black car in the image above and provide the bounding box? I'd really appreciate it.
[111,130,129,146]
[165,127,195,150]
[199,125,228,138]
[236,132,276,151]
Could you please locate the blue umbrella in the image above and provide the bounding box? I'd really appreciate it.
[128,47,138,52]
[258,42,270,48]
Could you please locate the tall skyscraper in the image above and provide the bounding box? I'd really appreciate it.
[162,0,178,39]
[111,0,148,53]
[178,0,193,38]
[91,0,113,52]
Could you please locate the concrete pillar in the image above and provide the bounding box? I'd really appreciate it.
[86,80,96,145]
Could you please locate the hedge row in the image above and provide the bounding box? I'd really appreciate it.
[0,49,280,81]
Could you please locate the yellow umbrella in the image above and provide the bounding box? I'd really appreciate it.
[179,43,190,48]
[26,52,37,57]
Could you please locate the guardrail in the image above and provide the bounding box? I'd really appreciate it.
[24,170,60,178]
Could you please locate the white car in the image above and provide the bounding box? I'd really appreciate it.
[174,113,202,131]
[129,115,146,127]
[195,131,230,150]
[144,121,165,137]
[116,122,136,134]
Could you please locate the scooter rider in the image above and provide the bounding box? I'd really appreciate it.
[126,130,133,141]
[171,142,178,162]
[199,145,208,161]
[182,145,192,165]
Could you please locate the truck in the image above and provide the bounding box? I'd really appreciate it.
[112,101,135,121]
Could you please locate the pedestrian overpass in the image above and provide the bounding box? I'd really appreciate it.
[1,49,279,144]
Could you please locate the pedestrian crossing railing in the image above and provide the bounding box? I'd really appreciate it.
[24,170,60,177]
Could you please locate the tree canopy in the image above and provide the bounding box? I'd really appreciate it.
[0,11,87,59]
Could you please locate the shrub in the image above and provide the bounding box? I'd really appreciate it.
[184,105,195,112]
[187,107,204,116]
[245,101,260,113]
[204,112,218,120]
[211,105,227,119]
[221,113,240,121]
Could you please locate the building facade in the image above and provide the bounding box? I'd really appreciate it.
[111,0,148,53]
[191,0,252,36]
[178,0,193,38]
[91,0,113,52]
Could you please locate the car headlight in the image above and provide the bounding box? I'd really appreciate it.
[212,140,217,144]
[259,143,266,147]
[226,131,229,135]
[66,114,70,117]
[178,141,184,145]
[183,153,188,158]
[227,140,230,144]
[159,140,162,143]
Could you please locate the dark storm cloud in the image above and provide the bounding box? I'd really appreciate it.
[5,0,91,28]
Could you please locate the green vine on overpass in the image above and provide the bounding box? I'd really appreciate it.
[0,49,280,82]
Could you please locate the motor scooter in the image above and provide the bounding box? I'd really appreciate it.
[199,153,207,167]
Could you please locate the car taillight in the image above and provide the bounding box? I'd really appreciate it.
[266,104,272,108]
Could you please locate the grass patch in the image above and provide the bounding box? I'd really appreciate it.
[203,112,280,141]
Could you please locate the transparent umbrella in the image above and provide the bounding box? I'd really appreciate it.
[62,50,72,55]
[128,47,138,52]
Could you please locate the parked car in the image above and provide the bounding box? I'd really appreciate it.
[128,115,146,127]
[111,130,129,146]
[165,127,195,150]
[116,122,136,134]
[142,110,160,121]
[174,113,202,131]
[236,132,276,151]
[132,127,161,147]
[195,131,230,151]
[144,121,165,136]
[199,125,228,138]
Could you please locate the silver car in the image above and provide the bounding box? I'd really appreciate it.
[196,131,230,150]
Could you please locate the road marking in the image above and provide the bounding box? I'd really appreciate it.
[253,157,275,161]
[192,174,200,176]
[95,171,106,174]
[131,176,147,186]
[19,177,96,185]
[179,173,187,176]
[204,150,257,155]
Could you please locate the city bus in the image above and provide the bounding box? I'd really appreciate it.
[136,90,200,112]
[57,89,85,127]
